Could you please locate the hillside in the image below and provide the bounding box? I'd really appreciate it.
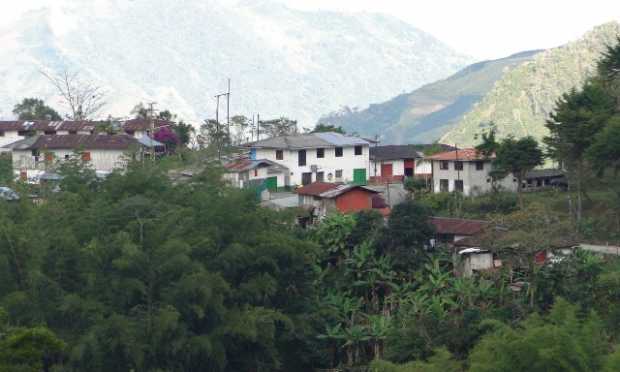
[319,50,541,144]
[0,0,472,125]
[441,21,620,147]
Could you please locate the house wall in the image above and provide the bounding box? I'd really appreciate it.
[431,160,518,196]
[415,159,432,176]
[230,166,286,189]
[254,145,369,186]
[12,148,128,179]
[335,189,373,213]
[370,159,405,177]
[0,130,22,148]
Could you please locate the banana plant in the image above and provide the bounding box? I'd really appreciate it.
[367,314,391,360]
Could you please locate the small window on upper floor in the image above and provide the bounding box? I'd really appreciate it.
[440,161,449,170]
[454,161,463,171]
[44,130,56,135]
[354,145,363,155]
[276,150,284,160]
[316,148,325,158]
[335,147,343,157]
[69,130,78,135]
[335,169,343,179]
[475,161,484,171]
[0,131,4,137]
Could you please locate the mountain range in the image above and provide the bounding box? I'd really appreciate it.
[0,0,472,125]
[321,21,620,146]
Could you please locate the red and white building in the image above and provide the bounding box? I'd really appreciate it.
[295,182,387,220]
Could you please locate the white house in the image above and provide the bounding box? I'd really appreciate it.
[427,148,518,196]
[245,132,370,186]
[369,145,422,182]
[223,158,289,190]
[3,134,157,181]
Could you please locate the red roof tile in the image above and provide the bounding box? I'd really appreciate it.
[295,182,340,196]
[430,217,488,236]
[426,148,491,161]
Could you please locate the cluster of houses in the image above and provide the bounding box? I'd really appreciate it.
[0,120,580,277]
[0,119,166,181]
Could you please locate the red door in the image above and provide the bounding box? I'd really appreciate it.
[381,163,393,177]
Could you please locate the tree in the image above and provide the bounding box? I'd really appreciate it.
[544,81,615,221]
[468,299,607,372]
[41,69,106,120]
[0,326,66,372]
[492,136,544,208]
[312,123,345,134]
[12,98,62,121]
[381,200,434,269]
[0,154,12,185]
[260,117,298,138]
[153,126,180,152]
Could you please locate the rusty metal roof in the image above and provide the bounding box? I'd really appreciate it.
[8,134,140,151]
[430,217,489,236]
[426,148,491,161]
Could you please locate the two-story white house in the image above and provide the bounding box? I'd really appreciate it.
[245,132,371,187]
[4,134,158,181]
[427,148,518,196]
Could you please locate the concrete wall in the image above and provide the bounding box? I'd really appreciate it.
[370,159,405,177]
[0,130,22,148]
[462,253,494,277]
[12,148,128,178]
[255,145,370,186]
[431,159,518,196]
[225,166,287,189]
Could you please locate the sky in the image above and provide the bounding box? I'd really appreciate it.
[1,0,619,60]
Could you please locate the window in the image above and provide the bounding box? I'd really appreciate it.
[44,130,56,135]
[298,150,306,166]
[440,179,449,192]
[440,161,449,170]
[81,152,91,162]
[454,180,464,193]
[354,145,363,155]
[65,154,70,160]
[335,170,343,179]
[276,150,284,160]
[316,148,324,158]
[475,161,484,170]
[335,147,343,157]
[454,161,463,171]
[0,131,4,137]
[316,171,324,182]
[254,169,258,177]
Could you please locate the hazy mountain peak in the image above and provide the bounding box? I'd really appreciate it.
[0,0,472,124]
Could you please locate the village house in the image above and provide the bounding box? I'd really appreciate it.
[427,148,518,196]
[430,216,489,245]
[524,169,567,191]
[369,145,422,183]
[245,132,370,186]
[295,181,384,220]
[4,134,159,181]
[223,158,289,190]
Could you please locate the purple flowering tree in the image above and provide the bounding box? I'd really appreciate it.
[154,126,179,153]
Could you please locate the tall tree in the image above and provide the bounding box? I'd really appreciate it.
[492,136,544,208]
[12,98,62,121]
[41,69,106,120]
[544,81,615,221]
[312,123,346,134]
[260,117,298,138]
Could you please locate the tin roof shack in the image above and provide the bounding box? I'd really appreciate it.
[295,182,384,221]
[430,217,489,245]
[524,169,567,191]
[458,248,495,278]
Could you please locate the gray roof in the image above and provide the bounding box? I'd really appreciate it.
[246,132,369,149]
[2,135,39,150]
[370,145,424,161]
[525,169,565,179]
[318,184,379,199]
[136,136,165,148]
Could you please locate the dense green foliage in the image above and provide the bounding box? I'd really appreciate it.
[12,98,62,121]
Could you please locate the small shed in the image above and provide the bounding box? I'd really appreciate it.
[458,248,495,277]
[295,182,384,220]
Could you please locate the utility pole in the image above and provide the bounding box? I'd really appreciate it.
[226,78,231,137]
[257,113,260,141]
[148,101,157,161]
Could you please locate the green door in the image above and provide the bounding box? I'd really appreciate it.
[265,176,278,191]
[353,169,367,185]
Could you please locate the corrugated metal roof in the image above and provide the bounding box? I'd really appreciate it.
[7,134,141,151]
[224,158,287,173]
[426,148,490,161]
[430,217,488,236]
[246,132,369,149]
[370,145,423,161]
[319,184,379,199]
